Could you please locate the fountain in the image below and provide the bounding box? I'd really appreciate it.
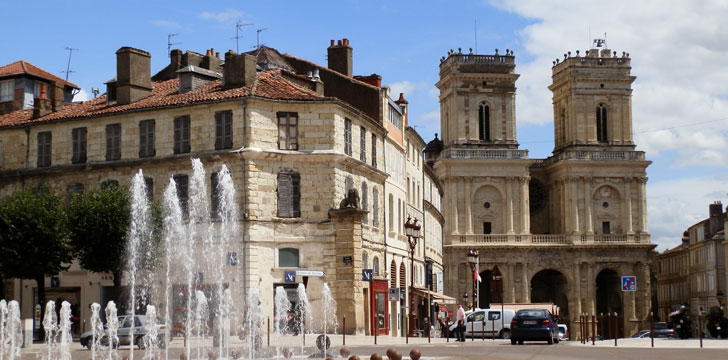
[194,290,209,360]
[244,288,263,360]
[0,299,7,360]
[90,303,103,360]
[105,301,119,360]
[143,305,160,360]
[5,301,21,360]
[296,284,312,356]
[42,300,57,360]
[58,301,72,360]
[274,287,290,360]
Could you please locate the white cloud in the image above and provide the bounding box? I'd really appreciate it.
[491,0,728,168]
[647,175,728,251]
[199,9,243,24]
[73,89,89,102]
[149,20,182,29]
[389,80,428,100]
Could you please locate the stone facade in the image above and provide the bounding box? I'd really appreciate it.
[430,47,655,340]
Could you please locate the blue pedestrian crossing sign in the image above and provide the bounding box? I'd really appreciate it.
[284,271,296,283]
[621,276,636,291]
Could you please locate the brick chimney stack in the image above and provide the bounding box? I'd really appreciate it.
[223,51,257,88]
[327,38,353,77]
[116,47,152,105]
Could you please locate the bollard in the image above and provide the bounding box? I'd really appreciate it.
[650,312,654,348]
[343,315,346,346]
[471,319,474,341]
[482,318,485,341]
[580,314,584,344]
[267,317,270,347]
[428,320,431,344]
[491,318,495,341]
[374,316,378,345]
[613,312,618,347]
[446,320,449,343]
[698,314,703,348]
[591,314,595,346]
[406,316,409,345]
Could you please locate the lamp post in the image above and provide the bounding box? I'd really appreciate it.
[491,265,503,331]
[467,249,479,310]
[404,216,421,337]
[717,290,725,311]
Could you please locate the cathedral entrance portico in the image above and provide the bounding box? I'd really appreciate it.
[531,269,570,321]
[596,268,624,337]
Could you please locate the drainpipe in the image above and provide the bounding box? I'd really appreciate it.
[240,98,249,303]
[22,125,30,187]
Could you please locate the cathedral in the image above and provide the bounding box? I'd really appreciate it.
[425,46,655,339]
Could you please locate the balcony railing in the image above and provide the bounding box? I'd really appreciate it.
[454,233,647,245]
[542,150,645,167]
[441,148,529,160]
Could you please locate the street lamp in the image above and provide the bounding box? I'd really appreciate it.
[404,216,421,337]
[462,292,468,306]
[491,265,503,331]
[467,249,479,310]
[718,290,725,310]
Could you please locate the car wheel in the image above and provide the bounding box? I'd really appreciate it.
[518,340,523,345]
[500,330,511,339]
[547,336,554,345]
[510,338,516,345]
[555,336,560,344]
[136,336,145,349]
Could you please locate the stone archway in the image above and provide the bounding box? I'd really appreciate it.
[596,268,623,337]
[531,269,570,319]
[477,270,493,309]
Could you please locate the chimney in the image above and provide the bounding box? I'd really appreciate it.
[395,93,408,127]
[327,38,353,77]
[170,49,183,70]
[202,48,221,72]
[709,201,724,235]
[116,47,152,105]
[223,51,257,88]
[51,82,64,111]
[354,74,382,88]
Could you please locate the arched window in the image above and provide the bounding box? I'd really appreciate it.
[362,251,369,269]
[596,104,608,143]
[279,248,299,268]
[390,260,397,288]
[373,256,380,275]
[479,103,490,141]
[399,262,406,288]
[362,182,368,224]
[388,194,394,230]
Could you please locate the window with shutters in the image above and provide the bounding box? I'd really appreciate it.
[596,104,608,143]
[106,124,121,161]
[390,261,397,288]
[37,131,52,167]
[360,126,367,162]
[277,112,298,150]
[173,174,189,219]
[344,118,352,155]
[215,110,233,150]
[101,180,119,189]
[372,186,379,227]
[71,127,87,164]
[371,134,377,168]
[361,182,368,224]
[362,252,369,269]
[66,183,84,202]
[174,116,191,154]
[279,248,300,268]
[0,80,13,102]
[211,172,220,218]
[345,175,353,194]
[139,119,155,158]
[277,172,301,218]
[479,103,491,141]
[399,263,406,288]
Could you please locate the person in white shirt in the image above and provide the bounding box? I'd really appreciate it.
[456,304,466,342]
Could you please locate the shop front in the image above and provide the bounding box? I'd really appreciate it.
[370,279,388,335]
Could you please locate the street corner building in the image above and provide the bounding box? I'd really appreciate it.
[425,47,655,340]
[0,40,446,336]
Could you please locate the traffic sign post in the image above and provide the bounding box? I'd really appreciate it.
[284,271,296,283]
[362,269,373,282]
[621,276,636,291]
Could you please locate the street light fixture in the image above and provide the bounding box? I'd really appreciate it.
[404,216,421,337]
[717,290,725,310]
[467,249,479,310]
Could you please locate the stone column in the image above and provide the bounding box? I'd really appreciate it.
[587,264,595,315]
[625,177,633,234]
[583,177,593,234]
[506,178,515,234]
[450,177,459,235]
[639,177,648,232]
[521,263,530,303]
[571,178,580,234]
[328,207,368,334]
[520,177,530,234]
[465,179,473,234]
[506,263,515,302]
[572,262,582,339]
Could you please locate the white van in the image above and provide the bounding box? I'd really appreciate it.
[449,308,515,339]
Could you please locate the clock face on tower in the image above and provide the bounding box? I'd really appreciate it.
[529,179,547,215]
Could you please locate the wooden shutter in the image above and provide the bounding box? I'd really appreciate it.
[224,111,233,149]
[215,112,223,149]
[211,172,220,217]
[290,172,300,217]
[277,173,291,218]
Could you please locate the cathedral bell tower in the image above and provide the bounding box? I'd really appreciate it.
[548,46,636,153]
[436,48,520,149]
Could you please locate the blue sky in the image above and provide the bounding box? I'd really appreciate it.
[3,0,727,251]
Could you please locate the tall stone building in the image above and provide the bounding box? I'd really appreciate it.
[0,40,444,336]
[427,46,655,338]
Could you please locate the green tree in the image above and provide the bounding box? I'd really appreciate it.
[66,184,131,304]
[0,187,72,334]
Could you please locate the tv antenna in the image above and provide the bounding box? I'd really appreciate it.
[167,33,182,58]
[233,20,253,53]
[256,28,268,49]
[62,47,79,82]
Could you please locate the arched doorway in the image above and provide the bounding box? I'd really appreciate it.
[530,269,570,320]
[477,270,493,309]
[596,268,623,337]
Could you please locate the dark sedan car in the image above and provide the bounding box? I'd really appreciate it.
[510,309,560,345]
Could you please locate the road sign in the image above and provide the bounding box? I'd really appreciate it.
[295,270,324,277]
[227,252,238,266]
[621,276,636,291]
[362,269,373,282]
[50,276,59,288]
[284,271,296,283]
[389,288,400,301]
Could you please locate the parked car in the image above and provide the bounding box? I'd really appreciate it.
[630,327,676,339]
[79,315,166,349]
[448,308,515,339]
[557,324,568,341]
[510,309,560,345]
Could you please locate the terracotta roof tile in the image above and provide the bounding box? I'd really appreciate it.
[0,61,79,89]
[0,69,328,128]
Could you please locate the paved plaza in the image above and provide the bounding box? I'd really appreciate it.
[16,334,728,360]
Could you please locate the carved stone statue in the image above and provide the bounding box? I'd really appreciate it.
[339,188,360,209]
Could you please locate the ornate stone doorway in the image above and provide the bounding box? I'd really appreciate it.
[530,269,570,320]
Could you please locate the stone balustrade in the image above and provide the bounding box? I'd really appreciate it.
[454,233,646,245]
[541,149,645,167]
[440,148,529,160]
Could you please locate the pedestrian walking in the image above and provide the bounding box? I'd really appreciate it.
[456,304,466,342]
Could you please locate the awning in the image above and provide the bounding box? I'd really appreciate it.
[411,288,457,305]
